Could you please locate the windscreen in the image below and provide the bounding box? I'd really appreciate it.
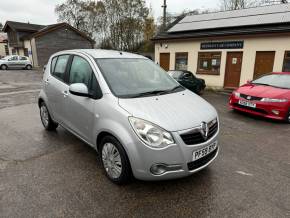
[252,73,290,89]
[96,58,180,98]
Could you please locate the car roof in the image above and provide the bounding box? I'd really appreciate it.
[53,49,147,59]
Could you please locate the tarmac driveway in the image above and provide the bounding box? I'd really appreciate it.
[0,70,289,218]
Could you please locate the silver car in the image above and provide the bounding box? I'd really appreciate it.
[38,49,219,184]
[0,55,32,70]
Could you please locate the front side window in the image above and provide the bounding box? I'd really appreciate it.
[252,73,290,89]
[69,56,92,88]
[197,52,221,75]
[52,55,70,81]
[175,53,188,71]
[96,58,181,98]
[283,51,290,72]
[9,56,18,61]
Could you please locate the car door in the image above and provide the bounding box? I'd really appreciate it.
[44,55,71,123]
[62,55,100,143]
[19,56,28,68]
[7,56,19,68]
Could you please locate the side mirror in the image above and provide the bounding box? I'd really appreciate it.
[69,83,90,97]
[247,79,252,84]
[43,65,47,73]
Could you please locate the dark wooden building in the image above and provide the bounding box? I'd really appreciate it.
[3,21,95,67]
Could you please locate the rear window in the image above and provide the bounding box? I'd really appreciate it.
[20,56,28,60]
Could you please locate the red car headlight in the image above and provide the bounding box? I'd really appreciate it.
[260,98,288,103]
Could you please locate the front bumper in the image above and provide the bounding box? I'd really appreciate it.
[229,95,288,121]
[128,127,219,181]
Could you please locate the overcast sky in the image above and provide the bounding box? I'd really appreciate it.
[0,0,219,26]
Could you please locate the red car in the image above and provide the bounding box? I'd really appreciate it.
[229,72,290,123]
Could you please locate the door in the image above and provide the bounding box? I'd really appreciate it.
[63,55,97,143]
[19,56,28,68]
[159,53,170,71]
[7,56,19,68]
[254,51,275,79]
[224,52,243,88]
[45,55,70,123]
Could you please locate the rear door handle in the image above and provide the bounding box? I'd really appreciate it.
[63,90,68,98]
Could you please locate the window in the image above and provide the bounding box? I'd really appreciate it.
[51,57,58,73]
[69,56,92,88]
[4,45,9,55]
[283,51,290,72]
[197,52,221,75]
[96,58,180,98]
[175,53,188,70]
[12,49,16,55]
[20,56,28,60]
[69,56,102,99]
[8,56,18,61]
[52,55,70,81]
[24,48,29,57]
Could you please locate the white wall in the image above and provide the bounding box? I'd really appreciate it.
[155,35,290,89]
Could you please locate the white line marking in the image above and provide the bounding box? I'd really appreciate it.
[236,171,253,176]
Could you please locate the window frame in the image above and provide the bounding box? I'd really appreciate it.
[197,52,222,75]
[67,54,103,100]
[175,52,188,71]
[50,54,71,83]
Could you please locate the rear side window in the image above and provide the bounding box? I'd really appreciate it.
[50,57,58,73]
[20,56,28,60]
[52,55,70,81]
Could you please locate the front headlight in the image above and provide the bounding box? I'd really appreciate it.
[261,98,288,103]
[129,117,175,148]
[233,91,240,98]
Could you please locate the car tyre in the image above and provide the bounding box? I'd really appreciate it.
[40,102,58,131]
[0,64,8,70]
[25,65,32,70]
[286,109,290,124]
[100,135,132,184]
[196,85,204,95]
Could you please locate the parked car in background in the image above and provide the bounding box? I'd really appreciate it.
[38,49,219,184]
[229,72,290,123]
[168,70,206,95]
[0,55,32,70]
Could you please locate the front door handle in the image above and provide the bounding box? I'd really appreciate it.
[63,90,68,98]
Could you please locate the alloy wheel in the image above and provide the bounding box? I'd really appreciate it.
[102,142,122,179]
[40,105,49,128]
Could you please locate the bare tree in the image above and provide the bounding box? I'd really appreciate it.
[220,0,259,10]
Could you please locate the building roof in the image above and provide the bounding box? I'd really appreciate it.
[3,21,95,44]
[153,3,290,41]
[23,23,95,43]
[3,21,45,32]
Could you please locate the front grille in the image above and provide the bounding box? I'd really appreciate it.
[233,103,268,114]
[180,121,218,145]
[240,94,262,101]
[187,148,218,171]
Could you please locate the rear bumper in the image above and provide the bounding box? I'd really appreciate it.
[229,95,288,121]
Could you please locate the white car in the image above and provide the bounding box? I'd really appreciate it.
[38,49,219,184]
[0,55,32,70]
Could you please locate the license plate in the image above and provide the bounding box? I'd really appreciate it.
[192,142,218,161]
[238,100,256,108]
